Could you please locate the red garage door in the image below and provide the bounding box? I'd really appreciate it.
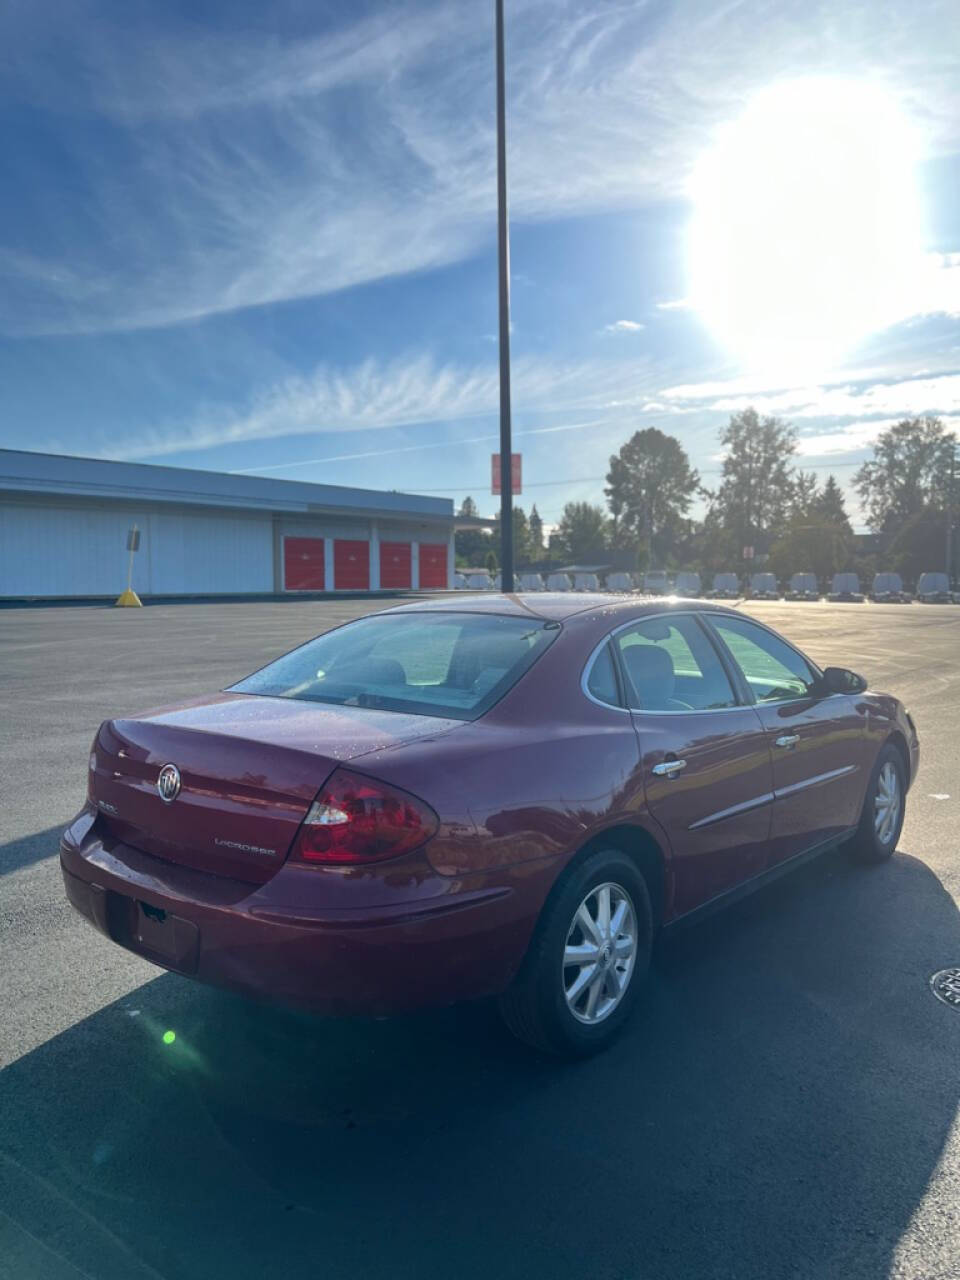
[419,543,448,589]
[380,541,411,589]
[284,537,325,591]
[334,539,370,590]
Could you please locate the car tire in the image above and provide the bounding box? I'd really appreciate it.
[846,744,905,865]
[498,849,653,1057]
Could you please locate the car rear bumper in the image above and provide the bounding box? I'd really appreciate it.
[60,811,544,1016]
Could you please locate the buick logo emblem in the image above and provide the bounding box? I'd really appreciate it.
[157,763,181,803]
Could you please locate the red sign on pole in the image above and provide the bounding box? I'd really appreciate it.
[492,453,522,495]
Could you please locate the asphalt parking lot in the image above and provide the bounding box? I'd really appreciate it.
[2,596,960,1280]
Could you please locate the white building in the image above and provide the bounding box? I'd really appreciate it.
[0,449,461,600]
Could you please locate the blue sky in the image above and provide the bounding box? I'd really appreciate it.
[1,0,959,529]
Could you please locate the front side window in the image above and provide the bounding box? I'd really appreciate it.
[230,612,557,720]
[613,615,737,712]
[708,615,817,703]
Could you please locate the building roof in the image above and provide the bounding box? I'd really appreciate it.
[0,448,454,523]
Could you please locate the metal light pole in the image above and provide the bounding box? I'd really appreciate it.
[947,442,957,585]
[495,0,514,592]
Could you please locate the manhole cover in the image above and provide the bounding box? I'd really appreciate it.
[930,969,960,1009]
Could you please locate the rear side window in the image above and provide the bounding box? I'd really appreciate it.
[612,615,738,712]
[230,612,558,720]
[709,615,817,702]
[586,642,621,706]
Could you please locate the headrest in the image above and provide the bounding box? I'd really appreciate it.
[621,644,675,707]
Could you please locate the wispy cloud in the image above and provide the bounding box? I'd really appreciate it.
[85,339,960,472]
[792,419,953,457]
[2,0,958,337]
[101,353,660,461]
[229,417,609,474]
[603,319,644,333]
[663,370,960,421]
[655,299,693,312]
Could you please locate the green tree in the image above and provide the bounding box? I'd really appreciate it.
[815,474,852,533]
[790,470,820,520]
[492,506,532,566]
[528,504,544,559]
[454,495,493,567]
[709,408,797,547]
[769,519,852,581]
[552,502,609,561]
[887,506,951,585]
[853,417,956,532]
[692,509,740,576]
[769,472,854,581]
[604,428,700,562]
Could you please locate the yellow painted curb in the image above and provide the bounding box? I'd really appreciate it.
[115,588,143,607]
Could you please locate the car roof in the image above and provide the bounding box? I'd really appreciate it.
[383,592,744,622]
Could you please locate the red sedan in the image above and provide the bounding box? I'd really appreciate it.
[61,595,918,1055]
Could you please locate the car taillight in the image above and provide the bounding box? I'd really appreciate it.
[291,768,439,866]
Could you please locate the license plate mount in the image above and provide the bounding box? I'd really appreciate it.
[112,896,200,973]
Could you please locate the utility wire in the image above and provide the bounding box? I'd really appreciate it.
[414,457,867,494]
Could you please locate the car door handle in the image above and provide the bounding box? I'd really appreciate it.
[775,734,800,748]
[652,758,687,777]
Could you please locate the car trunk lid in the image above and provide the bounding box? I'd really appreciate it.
[89,694,459,884]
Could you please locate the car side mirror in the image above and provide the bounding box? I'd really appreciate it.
[819,666,867,695]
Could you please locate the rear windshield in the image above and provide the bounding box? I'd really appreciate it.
[229,612,558,720]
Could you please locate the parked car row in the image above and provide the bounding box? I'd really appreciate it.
[453,569,959,601]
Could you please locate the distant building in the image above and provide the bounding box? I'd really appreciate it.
[0,448,468,600]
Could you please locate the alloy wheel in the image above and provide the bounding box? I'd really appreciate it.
[562,882,637,1024]
[874,761,901,846]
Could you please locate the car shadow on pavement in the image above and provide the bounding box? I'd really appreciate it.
[0,825,64,878]
[1,848,958,1280]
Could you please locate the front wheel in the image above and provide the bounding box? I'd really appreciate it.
[498,850,653,1056]
[846,744,905,864]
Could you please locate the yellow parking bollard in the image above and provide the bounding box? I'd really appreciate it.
[115,525,143,607]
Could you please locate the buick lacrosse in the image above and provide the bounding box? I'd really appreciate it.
[61,595,918,1055]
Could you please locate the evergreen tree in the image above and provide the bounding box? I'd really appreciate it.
[528,504,544,559]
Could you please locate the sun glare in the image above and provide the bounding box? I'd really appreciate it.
[688,79,925,378]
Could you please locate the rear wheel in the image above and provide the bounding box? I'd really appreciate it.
[498,849,653,1056]
[846,744,905,864]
